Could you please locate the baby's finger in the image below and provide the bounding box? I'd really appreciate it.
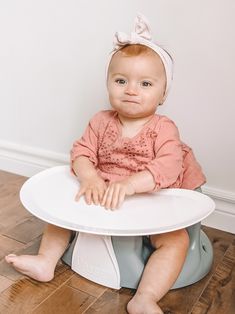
[85,189,92,205]
[101,187,108,206]
[98,187,105,204]
[92,189,99,205]
[117,189,126,209]
[102,186,113,209]
[110,185,121,209]
[75,187,85,202]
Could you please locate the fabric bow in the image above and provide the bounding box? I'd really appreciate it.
[113,14,152,50]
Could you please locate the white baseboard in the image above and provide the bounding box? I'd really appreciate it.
[0,139,69,177]
[202,196,235,234]
[201,186,235,234]
[202,208,235,234]
[0,140,234,234]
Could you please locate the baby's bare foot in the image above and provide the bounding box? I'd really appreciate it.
[5,254,55,282]
[127,292,163,314]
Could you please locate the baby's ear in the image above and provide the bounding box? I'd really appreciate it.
[159,94,167,105]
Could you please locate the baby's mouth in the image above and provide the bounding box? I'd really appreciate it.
[122,99,140,104]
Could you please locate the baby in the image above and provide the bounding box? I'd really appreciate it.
[6,15,206,314]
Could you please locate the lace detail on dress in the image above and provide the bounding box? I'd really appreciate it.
[98,121,158,176]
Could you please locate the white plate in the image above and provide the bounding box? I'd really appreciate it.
[20,165,215,236]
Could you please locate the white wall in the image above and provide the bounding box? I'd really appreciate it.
[0,1,235,232]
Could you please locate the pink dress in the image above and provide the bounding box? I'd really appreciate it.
[71,110,206,191]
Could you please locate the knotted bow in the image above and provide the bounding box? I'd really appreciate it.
[113,14,152,49]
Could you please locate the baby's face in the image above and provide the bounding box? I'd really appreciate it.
[107,51,166,120]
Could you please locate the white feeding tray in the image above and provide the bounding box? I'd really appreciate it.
[20,166,215,236]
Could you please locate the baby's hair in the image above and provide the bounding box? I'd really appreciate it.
[119,44,152,56]
[119,44,173,63]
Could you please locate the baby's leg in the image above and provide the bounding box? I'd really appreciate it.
[5,224,71,282]
[127,229,189,314]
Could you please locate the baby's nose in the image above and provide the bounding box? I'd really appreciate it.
[125,82,138,95]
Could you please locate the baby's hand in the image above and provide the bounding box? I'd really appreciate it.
[75,176,107,205]
[101,179,135,210]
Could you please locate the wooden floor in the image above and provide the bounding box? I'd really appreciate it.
[0,170,234,314]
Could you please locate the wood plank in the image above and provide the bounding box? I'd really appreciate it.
[0,276,14,293]
[32,284,96,314]
[0,171,26,185]
[0,174,29,233]
[3,216,45,244]
[0,176,26,203]
[67,274,107,298]
[84,288,133,313]
[0,235,25,260]
[0,202,31,233]
[0,264,74,314]
[191,239,235,314]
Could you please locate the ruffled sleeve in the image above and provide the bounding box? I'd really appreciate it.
[144,117,183,191]
[70,112,102,167]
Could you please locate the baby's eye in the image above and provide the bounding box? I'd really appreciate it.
[115,78,126,85]
[141,81,152,87]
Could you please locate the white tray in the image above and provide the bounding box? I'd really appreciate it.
[20,166,215,236]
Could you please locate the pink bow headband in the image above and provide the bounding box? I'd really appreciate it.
[107,14,173,97]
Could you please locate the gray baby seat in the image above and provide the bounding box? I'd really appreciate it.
[62,221,213,289]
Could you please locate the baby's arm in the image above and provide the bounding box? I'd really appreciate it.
[101,170,155,209]
[127,170,156,193]
[73,156,107,205]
